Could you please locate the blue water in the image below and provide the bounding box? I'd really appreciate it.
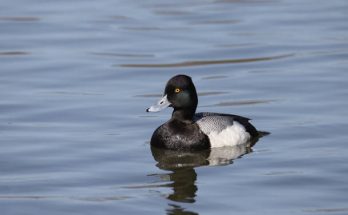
[1,0,348,214]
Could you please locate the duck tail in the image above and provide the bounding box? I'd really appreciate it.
[257,130,271,138]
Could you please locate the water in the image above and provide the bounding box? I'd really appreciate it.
[1,0,348,214]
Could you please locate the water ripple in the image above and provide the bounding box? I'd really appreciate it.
[303,208,348,213]
[0,16,40,22]
[91,52,155,58]
[120,54,294,68]
[203,99,276,107]
[0,195,130,202]
[0,51,30,56]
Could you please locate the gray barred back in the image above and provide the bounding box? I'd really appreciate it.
[194,112,238,135]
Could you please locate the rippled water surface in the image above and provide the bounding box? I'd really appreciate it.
[1,0,348,214]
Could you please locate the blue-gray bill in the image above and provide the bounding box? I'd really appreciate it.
[146,94,171,112]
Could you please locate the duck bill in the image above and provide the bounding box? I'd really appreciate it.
[146,94,171,112]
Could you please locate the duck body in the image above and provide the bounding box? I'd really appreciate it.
[151,118,210,150]
[147,75,260,151]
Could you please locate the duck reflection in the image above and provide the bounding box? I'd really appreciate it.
[150,143,253,214]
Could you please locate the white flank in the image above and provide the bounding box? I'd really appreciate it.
[207,121,251,148]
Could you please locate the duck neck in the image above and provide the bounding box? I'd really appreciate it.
[172,108,195,122]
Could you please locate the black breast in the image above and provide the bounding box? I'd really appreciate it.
[150,119,210,150]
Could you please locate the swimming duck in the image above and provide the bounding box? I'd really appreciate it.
[147,75,261,150]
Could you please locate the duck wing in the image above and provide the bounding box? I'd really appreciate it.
[193,112,258,138]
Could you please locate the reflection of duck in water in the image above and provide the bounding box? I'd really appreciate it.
[151,144,255,214]
[151,143,253,202]
[151,144,251,170]
[147,75,268,151]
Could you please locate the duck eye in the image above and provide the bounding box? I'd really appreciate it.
[174,88,181,93]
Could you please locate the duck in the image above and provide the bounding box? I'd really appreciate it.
[146,74,262,150]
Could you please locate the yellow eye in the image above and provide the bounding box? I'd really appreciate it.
[174,88,181,93]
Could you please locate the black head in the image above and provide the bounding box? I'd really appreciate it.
[164,75,198,114]
[147,75,198,120]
